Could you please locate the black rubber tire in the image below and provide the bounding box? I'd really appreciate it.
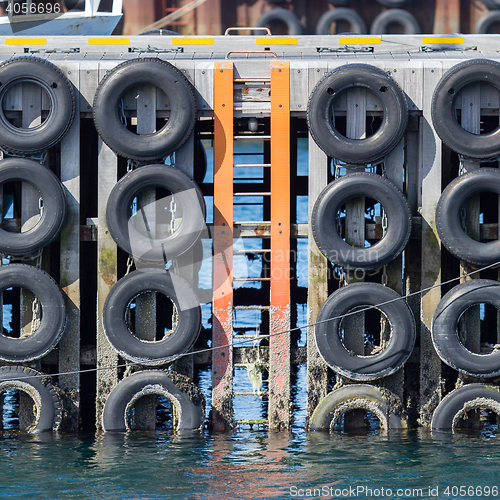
[431,59,500,159]
[370,9,421,34]
[316,8,367,35]
[102,370,204,432]
[315,283,415,381]
[376,0,412,7]
[93,58,197,161]
[432,280,500,377]
[102,269,201,365]
[474,11,500,33]
[0,57,75,155]
[138,29,180,35]
[0,264,66,362]
[479,0,500,9]
[255,8,304,35]
[309,385,403,431]
[431,384,500,430]
[311,173,412,270]
[0,365,61,432]
[307,64,408,164]
[106,164,206,263]
[0,158,66,257]
[436,168,500,265]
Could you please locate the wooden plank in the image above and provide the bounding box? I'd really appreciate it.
[212,61,234,431]
[172,133,196,380]
[459,84,481,350]
[419,62,443,427]
[344,87,366,355]
[58,62,81,432]
[19,81,42,428]
[95,62,119,431]
[269,61,291,430]
[306,61,329,426]
[433,0,460,35]
[78,62,99,114]
[133,83,157,431]
[289,61,308,112]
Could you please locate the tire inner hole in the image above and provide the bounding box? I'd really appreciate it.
[453,82,500,135]
[120,83,170,135]
[460,191,498,243]
[126,291,178,342]
[457,302,500,354]
[339,306,390,356]
[330,87,383,139]
[1,180,43,233]
[127,394,174,432]
[128,187,181,240]
[1,81,50,129]
[1,389,37,431]
[1,286,42,339]
[337,197,385,248]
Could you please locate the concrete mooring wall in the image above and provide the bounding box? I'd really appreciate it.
[0,34,499,433]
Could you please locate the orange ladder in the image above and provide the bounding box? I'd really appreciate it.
[212,60,291,430]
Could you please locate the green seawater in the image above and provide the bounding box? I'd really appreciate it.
[1,429,500,499]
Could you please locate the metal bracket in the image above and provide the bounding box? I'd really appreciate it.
[317,45,374,54]
[420,45,477,52]
[225,27,271,35]
[226,50,278,59]
[24,47,80,54]
[128,46,184,54]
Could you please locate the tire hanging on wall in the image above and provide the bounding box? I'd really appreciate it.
[0,264,66,363]
[431,384,500,430]
[370,9,421,34]
[0,365,61,432]
[0,56,75,155]
[436,168,500,266]
[474,11,500,34]
[314,282,415,381]
[316,8,367,35]
[309,385,404,431]
[431,59,500,159]
[255,8,304,35]
[0,158,66,257]
[432,279,500,377]
[311,172,412,270]
[106,164,206,264]
[93,58,197,161]
[102,269,201,365]
[307,64,408,164]
[102,370,204,432]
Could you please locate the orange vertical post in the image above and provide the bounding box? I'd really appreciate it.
[269,61,291,430]
[212,61,234,431]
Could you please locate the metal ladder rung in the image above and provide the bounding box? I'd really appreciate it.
[233,335,268,340]
[233,249,271,254]
[234,163,271,168]
[233,391,269,396]
[234,192,271,196]
[233,78,271,83]
[234,135,271,140]
[233,305,270,310]
[233,277,270,281]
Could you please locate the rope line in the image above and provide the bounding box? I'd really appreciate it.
[4,259,500,381]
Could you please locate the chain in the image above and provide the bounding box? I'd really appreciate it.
[381,162,387,177]
[381,265,388,286]
[120,99,127,127]
[458,156,466,176]
[30,295,40,336]
[125,255,134,276]
[172,306,178,333]
[382,208,388,238]
[126,159,139,173]
[170,194,177,235]
[336,212,342,238]
[38,196,44,218]
[461,205,467,231]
